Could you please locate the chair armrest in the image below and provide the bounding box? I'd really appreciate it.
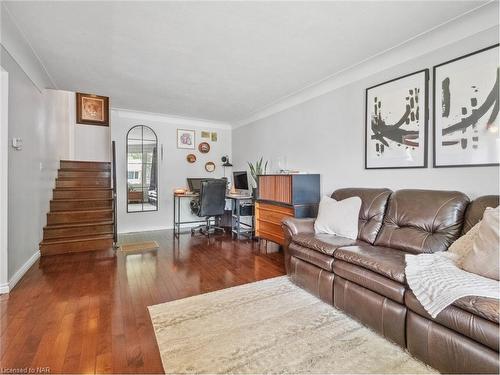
[281,218,316,273]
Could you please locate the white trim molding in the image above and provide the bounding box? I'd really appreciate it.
[0,69,8,293]
[112,107,232,130]
[234,1,499,128]
[1,250,40,294]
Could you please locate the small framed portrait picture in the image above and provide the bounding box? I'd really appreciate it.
[177,129,195,149]
[76,92,109,126]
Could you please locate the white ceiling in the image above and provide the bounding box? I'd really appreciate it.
[4,1,489,123]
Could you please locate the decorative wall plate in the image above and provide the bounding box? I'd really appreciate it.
[205,161,216,172]
[198,142,210,153]
[186,154,196,163]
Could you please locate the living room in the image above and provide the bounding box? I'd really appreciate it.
[1,1,499,374]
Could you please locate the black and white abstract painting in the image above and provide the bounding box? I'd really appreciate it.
[365,70,428,169]
[434,44,499,167]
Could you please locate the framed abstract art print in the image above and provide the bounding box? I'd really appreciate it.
[433,44,499,167]
[365,69,429,169]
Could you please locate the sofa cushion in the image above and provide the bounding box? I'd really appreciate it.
[288,242,335,271]
[375,189,469,254]
[405,291,499,351]
[291,233,360,256]
[331,188,392,244]
[334,244,407,283]
[462,195,499,234]
[333,260,406,303]
[454,295,499,324]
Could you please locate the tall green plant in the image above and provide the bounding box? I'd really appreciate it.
[247,157,268,187]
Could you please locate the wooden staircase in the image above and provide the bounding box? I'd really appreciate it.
[40,160,115,256]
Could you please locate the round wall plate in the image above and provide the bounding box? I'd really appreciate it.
[205,161,216,172]
[186,153,196,163]
[198,142,210,153]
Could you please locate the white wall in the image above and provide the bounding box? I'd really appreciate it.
[233,27,500,199]
[49,90,111,162]
[111,109,232,233]
[1,47,69,283]
[0,3,54,91]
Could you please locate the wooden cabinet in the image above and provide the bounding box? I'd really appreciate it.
[255,174,320,246]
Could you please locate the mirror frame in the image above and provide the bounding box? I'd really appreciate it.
[126,125,159,213]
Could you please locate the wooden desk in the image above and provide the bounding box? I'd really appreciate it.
[255,174,320,246]
[173,192,254,238]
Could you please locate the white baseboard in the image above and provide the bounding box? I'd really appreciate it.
[0,282,9,294]
[2,250,40,293]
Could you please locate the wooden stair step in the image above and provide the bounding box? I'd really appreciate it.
[43,221,113,240]
[53,187,113,190]
[40,234,114,256]
[50,198,113,211]
[55,178,110,188]
[45,220,114,229]
[53,188,113,200]
[60,160,111,171]
[58,170,111,178]
[47,209,113,225]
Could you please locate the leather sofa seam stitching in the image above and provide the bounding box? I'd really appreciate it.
[430,196,457,232]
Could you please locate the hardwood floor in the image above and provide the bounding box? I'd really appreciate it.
[0,231,285,374]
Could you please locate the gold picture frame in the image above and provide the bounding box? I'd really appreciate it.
[76,92,109,126]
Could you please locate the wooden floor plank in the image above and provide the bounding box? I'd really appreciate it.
[0,231,285,374]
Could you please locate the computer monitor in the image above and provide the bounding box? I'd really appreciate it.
[233,171,249,191]
[187,178,215,193]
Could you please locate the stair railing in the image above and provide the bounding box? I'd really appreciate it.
[112,140,118,248]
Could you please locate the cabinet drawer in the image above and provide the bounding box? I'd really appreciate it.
[257,203,293,225]
[257,220,283,238]
[257,202,294,215]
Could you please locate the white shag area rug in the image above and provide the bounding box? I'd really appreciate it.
[148,276,436,374]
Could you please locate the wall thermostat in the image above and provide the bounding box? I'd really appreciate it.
[11,138,23,151]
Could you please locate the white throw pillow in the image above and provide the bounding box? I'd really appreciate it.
[462,207,500,281]
[314,196,362,240]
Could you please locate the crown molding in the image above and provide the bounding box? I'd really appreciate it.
[112,107,232,130]
[0,3,56,91]
[233,1,499,129]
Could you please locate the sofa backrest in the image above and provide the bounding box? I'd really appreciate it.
[331,188,392,244]
[374,189,469,254]
[462,195,500,234]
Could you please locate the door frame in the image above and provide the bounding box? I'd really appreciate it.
[0,68,9,293]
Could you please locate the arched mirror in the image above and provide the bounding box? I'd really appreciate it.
[127,125,158,212]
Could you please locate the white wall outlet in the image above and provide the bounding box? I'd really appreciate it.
[11,138,22,151]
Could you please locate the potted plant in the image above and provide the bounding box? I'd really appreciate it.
[247,157,268,198]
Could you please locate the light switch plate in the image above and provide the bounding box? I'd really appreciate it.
[11,138,22,150]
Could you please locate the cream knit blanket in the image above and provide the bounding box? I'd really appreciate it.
[405,252,500,318]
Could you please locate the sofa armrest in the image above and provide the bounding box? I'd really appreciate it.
[281,218,316,273]
[282,217,316,236]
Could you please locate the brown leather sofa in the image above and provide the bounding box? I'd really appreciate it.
[282,188,499,374]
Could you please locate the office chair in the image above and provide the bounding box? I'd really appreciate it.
[190,179,227,236]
